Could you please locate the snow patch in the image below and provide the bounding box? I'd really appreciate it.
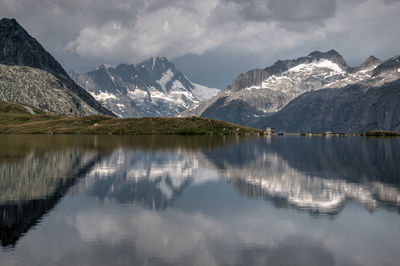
[288,59,345,74]
[127,88,147,100]
[246,86,261,91]
[90,91,118,101]
[156,69,174,92]
[116,103,125,111]
[191,82,219,101]
[172,80,184,90]
[288,194,345,210]
[357,67,374,74]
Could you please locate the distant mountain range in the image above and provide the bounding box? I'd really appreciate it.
[69,58,219,118]
[0,18,114,116]
[181,50,400,133]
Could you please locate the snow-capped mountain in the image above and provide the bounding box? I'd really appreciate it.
[69,57,219,118]
[248,54,400,132]
[180,50,400,126]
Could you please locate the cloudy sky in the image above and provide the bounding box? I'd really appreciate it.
[1,0,399,88]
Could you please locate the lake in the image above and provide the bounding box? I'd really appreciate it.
[0,135,399,266]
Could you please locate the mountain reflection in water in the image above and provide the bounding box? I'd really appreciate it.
[0,135,399,265]
[78,136,400,214]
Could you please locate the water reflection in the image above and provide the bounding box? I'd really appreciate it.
[202,137,400,214]
[69,206,337,266]
[222,153,400,214]
[83,149,196,209]
[0,135,399,265]
[0,148,102,247]
[72,136,400,214]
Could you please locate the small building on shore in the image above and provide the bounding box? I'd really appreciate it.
[266,127,275,135]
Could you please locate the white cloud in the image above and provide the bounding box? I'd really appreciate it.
[65,0,340,63]
[66,0,224,62]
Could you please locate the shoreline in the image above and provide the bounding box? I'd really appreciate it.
[1,103,399,137]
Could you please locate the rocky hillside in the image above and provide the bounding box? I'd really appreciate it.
[181,50,399,126]
[0,18,114,116]
[0,64,113,115]
[69,58,219,118]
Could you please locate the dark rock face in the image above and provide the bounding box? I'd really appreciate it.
[0,18,68,80]
[201,97,260,126]
[69,57,219,118]
[357,56,382,71]
[0,18,114,116]
[372,55,400,76]
[250,79,400,133]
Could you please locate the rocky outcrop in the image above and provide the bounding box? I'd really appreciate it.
[0,18,114,116]
[355,55,381,71]
[0,64,110,115]
[372,55,400,76]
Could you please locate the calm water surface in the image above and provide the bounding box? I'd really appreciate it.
[0,135,399,266]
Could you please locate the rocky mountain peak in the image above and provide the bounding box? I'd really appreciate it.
[230,50,350,92]
[307,49,349,69]
[359,55,381,69]
[264,49,349,76]
[372,55,400,76]
[88,65,116,91]
[139,57,173,72]
[0,17,69,82]
[308,49,340,59]
[0,17,18,27]
[265,59,293,75]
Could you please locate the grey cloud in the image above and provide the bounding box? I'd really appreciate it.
[221,0,271,21]
[384,0,400,4]
[223,0,336,24]
[144,0,199,13]
[268,0,336,22]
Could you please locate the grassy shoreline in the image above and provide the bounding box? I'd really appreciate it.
[0,102,265,135]
[362,130,400,137]
[1,102,399,136]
